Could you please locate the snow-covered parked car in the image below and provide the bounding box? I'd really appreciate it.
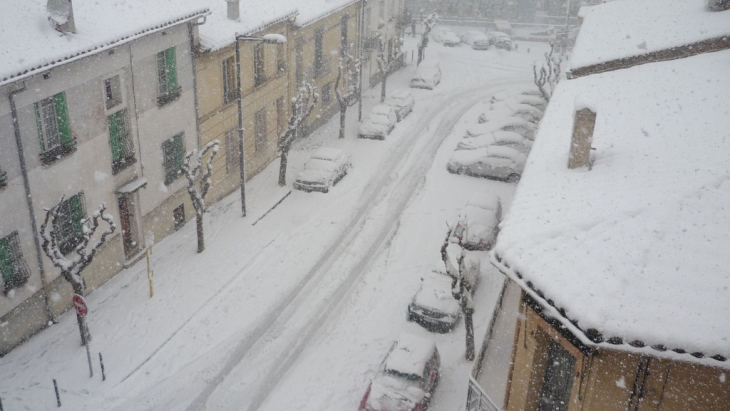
[488,31,513,50]
[478,101,544,124]
[447,145,527,183]
[359,334,440,411]
[293,147,352,193]
[441,30,461,47]
[408,261,462,332]
[456,130,532,152]
[430,26,449,43]
[384,91,415,121]
[448,192,502,250]
[461,31,490,50]
[410,63,441,90]
[358,104,397,139]
[465,117,537,140]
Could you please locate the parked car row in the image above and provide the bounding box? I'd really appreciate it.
[410,63,442,90]
[447,87,546,183]
[359,91,416,140]
[431,26,514,51]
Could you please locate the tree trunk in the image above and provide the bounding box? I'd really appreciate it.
[339,104,347,139]
[465,309,475,361]
[279,148,289,186]
[380,73,387,103]
[196,213,205,253]
[417,47,424,66]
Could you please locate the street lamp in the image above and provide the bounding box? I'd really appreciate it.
[235,33,287,217]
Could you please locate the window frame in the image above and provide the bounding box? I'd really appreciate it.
[275,97,286,140]
[104,74,124,111]
[254,44,266,86]
[54,193,87,256]
[107,108,136,174]
[162,133,185,185]
[321,83,332,106]
[34,92,76,165]
[222,56,238,104]
[276,42,287,74]
[156,47,180,106]
[314,27,330,79]
[254,108,267,152]
[0,231,31,294]
[225,128,240,174]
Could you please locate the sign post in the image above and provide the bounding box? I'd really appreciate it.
[145,233,155,298]
[72,294,93,377]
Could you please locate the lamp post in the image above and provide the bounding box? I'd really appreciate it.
[235,34,287,217]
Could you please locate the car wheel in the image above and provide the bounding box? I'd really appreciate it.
[507,174,520,183]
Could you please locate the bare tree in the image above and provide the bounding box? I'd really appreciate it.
[40,196,116,346]
[417,13,438,66]
[376,35,404,103]
[182,140,220,253]
[278,83,319,186]
[443,242,475,361]
[533,41,563,102]
[334,52,360,139]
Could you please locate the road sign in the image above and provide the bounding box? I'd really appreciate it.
[72,294,88,317]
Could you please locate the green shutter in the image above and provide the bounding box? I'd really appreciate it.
[54,92,73,147]
[34,102,45,152]
[0,236,13,283]
[174,133,185,169]
[165,47,179,92]
[70,194,85,237]
[108,112,122,161]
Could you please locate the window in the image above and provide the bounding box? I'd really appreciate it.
[322,83,331,106]
[314,28,329,78]
[108,109,135,174]
[295,38,304,87]
[54,193,86,255]
[34,92,76,165]
[276,43,286,74]
[162,133,185,185]
[173,204,185,231]
[156,47,180,106]
[538,340,576,411]
[255,108,267,152]
[225,128,240,173]
[276,97,286,139]
[104,75,123,110]
[254,44,266,86]
[222,56,238,104]
[0,232,30,294]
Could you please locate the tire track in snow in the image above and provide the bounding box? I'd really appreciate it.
[183,79,527,411]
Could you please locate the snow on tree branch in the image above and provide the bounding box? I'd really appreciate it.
[278,83,319,186]
[533,42,563,102]
[182,140,220,253]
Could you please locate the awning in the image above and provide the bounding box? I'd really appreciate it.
[115,177,148,194]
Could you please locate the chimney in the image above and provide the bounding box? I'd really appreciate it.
[47,0,76,33]
[568,108,596,169]
[706,0,730,11]
[226,0,240,20]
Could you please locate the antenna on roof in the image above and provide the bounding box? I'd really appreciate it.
[47,0,76,34]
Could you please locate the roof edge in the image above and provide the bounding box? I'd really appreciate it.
[568,35,730,79]
[489,251,729,368]
[0,9,210,88]
[295,0,359,28]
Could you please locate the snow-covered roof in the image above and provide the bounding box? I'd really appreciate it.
[0,0,210,87]
[0,0,360,87]
[570,0,730,71]
[384,334,436,378]
[493,48,730,366]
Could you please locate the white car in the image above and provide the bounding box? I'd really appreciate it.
[488,31,513,50]
[384,91,415,121]
[441,31,461,47]
[293,147,351,193]
[410,63,441,90]
[478,101,544,124]
[456,130,532,152]
[461,31,490,50]
[465,117,536,140]
[430,26,449,43]
[358,104,397,140]
[447,145,527,183]
[448,193,502,251]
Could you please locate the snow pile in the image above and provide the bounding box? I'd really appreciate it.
[494,48,730,364]
[571,0,730,70]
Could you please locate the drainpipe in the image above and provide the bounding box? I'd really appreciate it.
[9,82,55,323]
[188,20,204,149]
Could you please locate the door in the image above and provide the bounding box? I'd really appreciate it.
[118,195,140,259]
[538,340,576,411]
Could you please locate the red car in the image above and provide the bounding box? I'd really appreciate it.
[359,334,440,411]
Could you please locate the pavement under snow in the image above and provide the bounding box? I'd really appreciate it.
[0,35,551,411]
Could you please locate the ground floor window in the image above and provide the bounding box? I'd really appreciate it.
[538,340,576,411]
[0,231,31,294]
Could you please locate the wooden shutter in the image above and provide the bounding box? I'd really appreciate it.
[165,47,179,92]
[173,133,185,169]
[54,92,73,147]
[33,102,45,152]
[108,112,123,161]
[0,235,12,284]
[70,193,85,238]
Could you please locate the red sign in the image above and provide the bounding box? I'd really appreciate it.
[72,294,88,317]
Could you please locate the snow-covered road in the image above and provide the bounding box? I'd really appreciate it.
[0,36,550,411]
